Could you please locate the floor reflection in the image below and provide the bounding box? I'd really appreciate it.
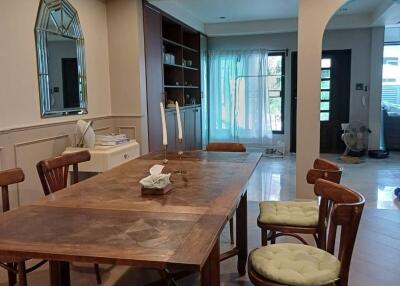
[248,153,400,210]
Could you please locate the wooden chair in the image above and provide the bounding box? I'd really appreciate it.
[258,158,343,247]
[0,168,47,286]
[36,151,102,284]
[248,179,365,286]
[206,142,246,246]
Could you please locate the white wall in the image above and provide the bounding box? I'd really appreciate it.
[369,28,385,150]
[106,0,149,153]
[0,0,148,208]
[209,28,381,152]
[0,0,112,131]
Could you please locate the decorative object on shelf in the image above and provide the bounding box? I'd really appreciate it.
[191,97,196,105]
[185,94,190,104]
[186,60,192,67]
[175,81,180,86]
[163,53,175,65]
[160,102,168,164]
[140,164,173,195]
[75,120,95,148]
[167,99,175,108]
[182,59,187,66]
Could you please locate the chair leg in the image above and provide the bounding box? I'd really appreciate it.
[94,264,102,284]
[261,230,268,246]
[7,263,16,286]
[229,217,234,245]
[270,231,276,244]
[17,262,27,286]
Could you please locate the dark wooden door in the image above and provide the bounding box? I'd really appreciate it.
[143,5,163,152]
[62,58,79,108]
[290,50,351,153]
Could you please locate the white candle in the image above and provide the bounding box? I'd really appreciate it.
[175,101,183,140]
[160,102,168,146]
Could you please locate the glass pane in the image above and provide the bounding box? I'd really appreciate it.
[320,112,330,121]
[382,45,400,106]
[62,9,73,29]
[321,80,330,90]
[321,91,330,101]
[47,16,59,33]
[321,58,331,68]
[268,56,282,75]
[268,76,282,90]
[320,102,330,111]
[269,91,281,98]
[50,9,62,28]
[321,69,331,79]
[269,97,282,131]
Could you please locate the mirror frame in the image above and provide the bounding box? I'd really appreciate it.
[35,0,88,118]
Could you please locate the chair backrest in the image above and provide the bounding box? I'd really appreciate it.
[314,179,365,286]
[36,150,90,195]
[0,168,25,212]
[206,142,246,152]
[306,158,343,185]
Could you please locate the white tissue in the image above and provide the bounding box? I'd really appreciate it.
[140,164,171,189]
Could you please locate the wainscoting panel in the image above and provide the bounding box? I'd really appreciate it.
[119,126,136,140]
[0,116,122,209]
[15,134,71,205]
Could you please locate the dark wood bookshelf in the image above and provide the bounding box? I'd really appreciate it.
[143,1,203,152]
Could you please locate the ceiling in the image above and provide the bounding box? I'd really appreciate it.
[149,0,384,24]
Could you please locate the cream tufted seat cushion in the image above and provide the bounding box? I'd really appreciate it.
[251,243,340,286]
[259,201,319,227]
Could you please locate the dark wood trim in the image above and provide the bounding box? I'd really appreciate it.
[269,51,286,135]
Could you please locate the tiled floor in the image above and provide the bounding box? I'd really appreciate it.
[1,153,399,285]
[248,153,400,210]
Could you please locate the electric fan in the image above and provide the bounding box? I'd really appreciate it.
[341,122,370,157]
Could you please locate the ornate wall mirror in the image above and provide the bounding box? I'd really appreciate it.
[35,0,87,118]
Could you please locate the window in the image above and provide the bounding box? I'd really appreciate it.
[382,45,400,105]
[320,58,331,121]
[268,52,285,133]
[383,57,399,66]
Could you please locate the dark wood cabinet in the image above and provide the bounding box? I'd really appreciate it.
[143,2,203,152]
[165,111,176,151]
[184,108,195,150]
[143,5,163,152]
[194,107,202,149]
[165,107,201,151]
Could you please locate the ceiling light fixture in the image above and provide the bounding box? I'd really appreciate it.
[219,16,226,19]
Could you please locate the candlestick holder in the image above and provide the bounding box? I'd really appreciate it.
[162,145,168,164]
[174,139,186,175]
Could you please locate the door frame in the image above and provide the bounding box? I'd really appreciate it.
[290,49,352,153]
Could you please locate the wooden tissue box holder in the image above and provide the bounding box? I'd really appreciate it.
[141,184,173,195]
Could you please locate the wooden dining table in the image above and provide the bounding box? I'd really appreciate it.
[0,151,261,285]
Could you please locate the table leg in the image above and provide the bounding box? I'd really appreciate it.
[236,190,248,275]
[201,238,220,286]
[49,261,70,286]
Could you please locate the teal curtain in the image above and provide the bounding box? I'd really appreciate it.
[209,49,272,145]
